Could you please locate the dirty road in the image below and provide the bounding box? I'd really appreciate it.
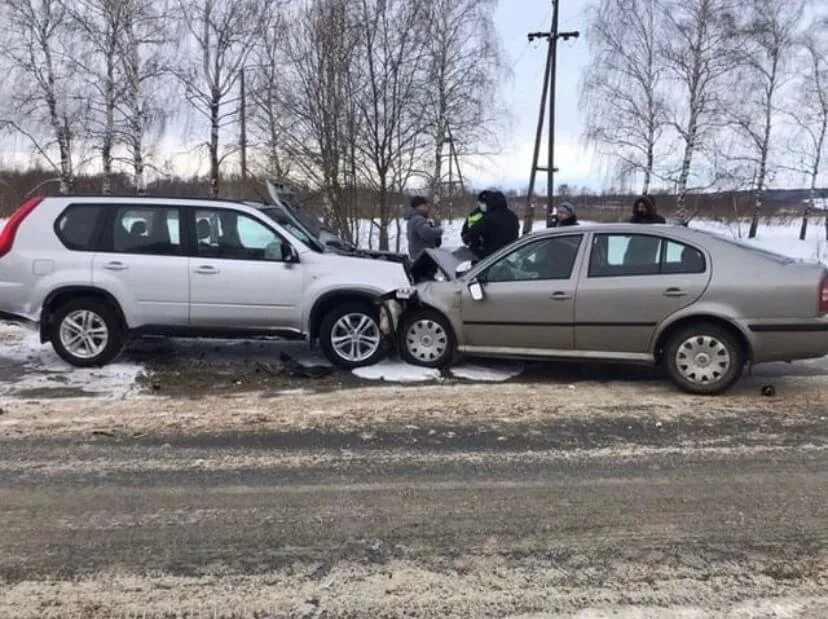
[0,322,826,617]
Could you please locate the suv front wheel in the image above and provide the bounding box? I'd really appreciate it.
[49,298,124,367]
[319,302,386,368]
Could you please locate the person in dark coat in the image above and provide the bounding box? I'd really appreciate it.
[460,191,489,256]
[630,195,666,224]
[405,196,443,259]
[461,190,519,258]
[550,202,579,227]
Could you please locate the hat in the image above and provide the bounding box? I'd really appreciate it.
[410,196,429,209]
[557,202,575,218]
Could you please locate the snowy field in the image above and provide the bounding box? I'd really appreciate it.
[0,215,826,394]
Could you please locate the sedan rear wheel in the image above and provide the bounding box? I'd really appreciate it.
[664,323,744,395]
[400,309,455,368]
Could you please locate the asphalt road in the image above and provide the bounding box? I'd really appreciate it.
[1,408,826,618]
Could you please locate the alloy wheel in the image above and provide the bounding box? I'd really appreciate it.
[330,313,381,363]
[59,310,110,360]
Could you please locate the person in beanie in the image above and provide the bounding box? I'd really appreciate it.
[461,190,519,258]
[630,195,666,224]
[405,196,443,259]
[550,202,579,227]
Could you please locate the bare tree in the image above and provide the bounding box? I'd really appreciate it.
[582,0,667,196]
[660,0,738,223]
[729,0,804,238]
[0,0,83,194]
[176,0,267,196]
[785,31,827,240]
[116,0,170,194]
[423,0,501,210]
[354,0,430,250]
[253,0,360,241]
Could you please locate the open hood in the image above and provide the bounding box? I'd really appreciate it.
[409,246,478,282]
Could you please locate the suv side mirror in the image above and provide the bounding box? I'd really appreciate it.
[455,260,472,278]
[284,243,300,263]
[468,280,485,302]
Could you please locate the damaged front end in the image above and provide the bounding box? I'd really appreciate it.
[377,287,417,341]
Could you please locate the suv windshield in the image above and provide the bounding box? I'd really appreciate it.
[261,208,324,252]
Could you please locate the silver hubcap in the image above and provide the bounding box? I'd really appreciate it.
[675,335,731,385]
[331,313,381,363]
[406,319,448,363]
[59,310,109,360]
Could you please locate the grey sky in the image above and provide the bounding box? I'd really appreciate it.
[468,0,602,192]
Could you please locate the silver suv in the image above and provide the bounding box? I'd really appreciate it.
[0,196,410,368]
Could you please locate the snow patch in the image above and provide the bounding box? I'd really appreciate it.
[352,359,442,383]
[451,361,523,382]
[0,322,142,399]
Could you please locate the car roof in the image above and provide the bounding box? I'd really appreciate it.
[529,222,702,239]
[42,195,257,207]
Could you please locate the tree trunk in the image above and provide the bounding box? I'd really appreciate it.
[378,177,389,251]
[210,94,220,197]
[102,50,116,195]
[675,121,697,225]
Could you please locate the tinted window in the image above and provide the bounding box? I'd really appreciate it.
[55,205,103,251]
[113,207,181,255]
[589,234,705,277]
[484,235,583,283]
[194,208,292,261]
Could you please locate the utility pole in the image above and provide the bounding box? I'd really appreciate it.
[239,68,248,191]
[523,1,579,233]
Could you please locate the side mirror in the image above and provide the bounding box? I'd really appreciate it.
[455,260,472,278]
[468,280,485,302]
[285,244,300,263]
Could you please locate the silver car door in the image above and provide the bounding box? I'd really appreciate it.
[188,207,304,329]
[575,233,711,353]
[460,234,584,352]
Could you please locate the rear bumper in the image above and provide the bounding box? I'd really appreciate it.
[746,318,828,363]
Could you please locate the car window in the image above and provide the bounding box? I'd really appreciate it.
[112,206,181,255]
[194,208,292,261]
[261,207,323,252]
[484,235,583,283]
[589,234,705,277]
[661,240,706,274]
[55,205,103,251]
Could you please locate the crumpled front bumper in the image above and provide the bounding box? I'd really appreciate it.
[376,288,418,337]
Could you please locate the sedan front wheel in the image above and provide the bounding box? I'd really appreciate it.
[399,309,455,368]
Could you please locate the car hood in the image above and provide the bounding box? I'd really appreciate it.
[409,247,477,282]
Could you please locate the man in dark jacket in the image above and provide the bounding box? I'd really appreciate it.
[550,202,579,227]
[405,196,443,259]
[630,195,666,224]
[461,190,519,258]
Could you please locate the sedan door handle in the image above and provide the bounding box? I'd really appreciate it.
[550,291,573,301]
[194,265,220,275]
[102,261,128,272]
[664,287,687,298]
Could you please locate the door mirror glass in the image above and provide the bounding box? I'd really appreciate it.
[456,260,472,277]
[469,281,485,302]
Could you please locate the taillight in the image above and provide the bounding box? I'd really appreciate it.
[0,197,43,257]
[821,273,828,314]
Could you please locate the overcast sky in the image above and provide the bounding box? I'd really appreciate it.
[467,0,602,192]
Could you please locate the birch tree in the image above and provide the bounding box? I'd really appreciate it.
[176,0,267,196]
[116,0,169,194]
[354,0,430,250]
[423,0,500,209]
[729,0,804,238]
[582,0,667,195]
[786,32,827,240]
[0,0,83,193]
[660,0,738,223]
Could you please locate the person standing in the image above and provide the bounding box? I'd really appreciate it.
[405,196,443,259]
[550,202,579,227]
[630,195,666,224]
[460,191,489,256]
[461,190,519,258]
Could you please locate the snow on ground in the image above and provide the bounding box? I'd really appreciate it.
[353,359,523,383]
[0,322,141,399]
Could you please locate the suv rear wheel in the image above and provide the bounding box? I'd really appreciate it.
[49,298,124,367]
[319,302,386,368]
[663,323,744,395]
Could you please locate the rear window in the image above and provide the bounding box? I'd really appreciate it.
[699,231,793,265]
[55,205,104,251]
[112,206,181,255]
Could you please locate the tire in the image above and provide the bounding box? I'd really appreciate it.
[319,302,386,369]
[663,323,745,395]
[49,297,124,367]
[399,309,455,368]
